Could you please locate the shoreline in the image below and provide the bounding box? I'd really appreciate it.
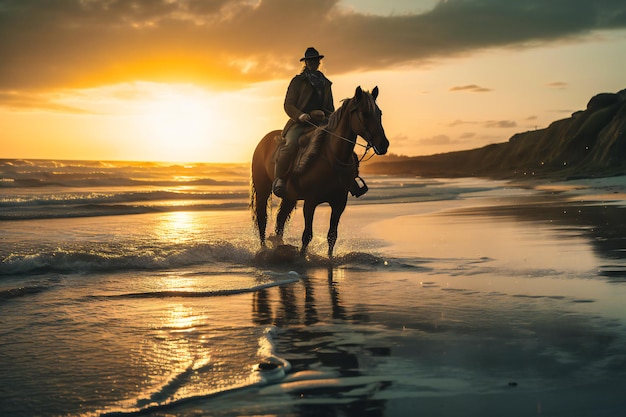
[3,174,626,417]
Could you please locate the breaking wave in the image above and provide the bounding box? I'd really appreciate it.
[0,159,251,220]
[0,241,253,276]
[1,239,414,278]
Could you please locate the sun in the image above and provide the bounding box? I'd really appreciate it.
[134,85,228,162]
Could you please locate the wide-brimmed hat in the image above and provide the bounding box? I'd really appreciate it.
[300,47,324,62]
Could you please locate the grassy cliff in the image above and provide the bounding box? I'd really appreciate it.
[364,88,626,180]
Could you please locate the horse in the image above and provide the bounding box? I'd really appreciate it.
[250,86,389,258]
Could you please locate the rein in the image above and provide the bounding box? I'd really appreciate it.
[304,101,377,164]
[304,119,369,149]
[305,119,372,166]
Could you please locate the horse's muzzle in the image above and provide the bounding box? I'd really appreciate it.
[373,136,389,155]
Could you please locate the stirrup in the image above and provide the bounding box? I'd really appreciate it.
[349,176,368,198]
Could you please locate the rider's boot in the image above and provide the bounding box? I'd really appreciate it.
[273,146,292,198]
[349,176,368,198]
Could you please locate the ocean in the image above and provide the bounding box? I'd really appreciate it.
[2,159,626,417]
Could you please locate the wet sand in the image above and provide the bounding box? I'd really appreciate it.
[160,177,626,416]
[3,176,626,417]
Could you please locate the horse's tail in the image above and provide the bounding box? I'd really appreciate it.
[251,130,281,247]
[249,177,258,223]
[249,156,271,224]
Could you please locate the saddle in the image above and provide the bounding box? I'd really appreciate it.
[273,126,325,176]
[273,126,368,197]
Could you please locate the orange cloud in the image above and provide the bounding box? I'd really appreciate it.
[449,85,493,93]
[1,0,625,94]
[484,120,517,128]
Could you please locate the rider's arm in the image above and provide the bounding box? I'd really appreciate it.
[284,76,307,122]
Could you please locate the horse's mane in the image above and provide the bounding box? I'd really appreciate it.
[327,90,377,130]
[326,98,351,131]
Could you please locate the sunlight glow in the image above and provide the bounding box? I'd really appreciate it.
[137,89,225,162]
[166,304,199,332]
[155,212,196,244]
[0,80,284,162]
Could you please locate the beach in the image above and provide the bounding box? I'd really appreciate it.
[2,160,626,416]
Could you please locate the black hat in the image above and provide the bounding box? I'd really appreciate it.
[300,47,324,62]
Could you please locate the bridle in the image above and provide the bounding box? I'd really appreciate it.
[304,96,380,164]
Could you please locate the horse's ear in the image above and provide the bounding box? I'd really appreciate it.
[372,86,379,100]
[355,86,363,102]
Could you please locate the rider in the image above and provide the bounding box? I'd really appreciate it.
[272,47,334,198]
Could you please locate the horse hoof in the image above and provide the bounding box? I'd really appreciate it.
[254,244,299,265]
[267,235,284,248]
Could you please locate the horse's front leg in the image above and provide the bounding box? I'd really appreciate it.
[327,199,347,258]
[301,201,316,257]
[272,199,297,246]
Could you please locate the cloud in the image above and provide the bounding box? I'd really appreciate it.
[484,120,517,129]
[449,119,517,128]
[448,119,477,127]
[0,91,96,113]
[546,81,569,89]
[449,84,492,92]
[1,0,626,91]
[417,134,461,146]
[390,133,411,146]
[484,120,517,128]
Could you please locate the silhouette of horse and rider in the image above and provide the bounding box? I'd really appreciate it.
[251,47,389,258]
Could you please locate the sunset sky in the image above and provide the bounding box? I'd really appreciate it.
[2,0,626,163]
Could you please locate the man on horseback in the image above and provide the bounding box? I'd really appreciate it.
[252,81,389,256]
[273,47,335,198]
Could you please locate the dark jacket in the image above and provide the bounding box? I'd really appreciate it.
[283,71,334,135]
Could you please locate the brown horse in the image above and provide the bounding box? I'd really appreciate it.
[250,86,389,258]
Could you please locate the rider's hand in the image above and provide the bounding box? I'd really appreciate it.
[310,110,325,121]
[298,113,312,123]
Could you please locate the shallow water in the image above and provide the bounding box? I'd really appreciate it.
[2,160,626,416]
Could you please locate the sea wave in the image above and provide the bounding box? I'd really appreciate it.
[0,159,253,220]
[0,284,50,300]
[0,202,249,221]
[0,190,248,206]
[99,275,301,299]
[0,238,415,278]
[0,158,250,173]
[0,241,253,276]
[0,175,247,189]
[0,190,249,220]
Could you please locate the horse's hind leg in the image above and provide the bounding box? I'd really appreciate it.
[254,187,271,247]
[274,199,297,244]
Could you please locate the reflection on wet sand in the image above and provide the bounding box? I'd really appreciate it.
[252,266,390,417]
[244,198,626,417]
[240,180,626,417]
[253,267,372,327]
[452,190,626,281]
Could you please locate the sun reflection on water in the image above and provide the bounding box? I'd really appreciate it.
[165,303,199,332]
[155,211,196,243]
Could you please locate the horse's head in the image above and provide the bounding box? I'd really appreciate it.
[349,86,389,155]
